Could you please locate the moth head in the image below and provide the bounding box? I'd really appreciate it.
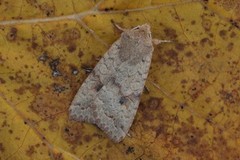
[124,24,152,44]
[122,24,152,46]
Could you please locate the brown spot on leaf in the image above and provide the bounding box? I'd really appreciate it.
[173,123,211,159]
[191,20,196,25]
[175,43,185,51]
[163,49,181,70]
[219,30,227,39]
[230,19,240,29]
[6,27,17,41]
[148,97,162,110]
[14,86,25,95]
[171,137,183,148]
[26,145,35,157]
[9,75,14,80]
[202,19,212,31]
[188,79,209,100]
[67,43,76,53]
[164,28,177,39]
[63,28,81,42]
[40,2,55,17]
[52,152,64,160]
[227,42,234,52]
[26,0,38,7]
[181,79,187,84]
[206,54,210,58]
[166,49,178,60]
[155,124,167,138]
[103,7,114,12]
[8,129,13,134]
[230,31,236,38]
[43,30,57,45]
[220,89,240,106]
[187,134,200,145]
[24,64,29,69]
[205,97,211,103]
[126,146,134,154]
[78,50,84,58]
[142,110,155,122]
[84,135,92,142]
[217,1,237,10]
[187,115,194,124]
[139,98,169,126]
[0,143,4,153]
[0,77,6,84]
[31,42,38,49]
[200,37,213,47]
[62,123,84,144]
[15,137,21,140]
[49,122,59,132]
[1,120,8,127]
[185,51,193,57]
[157,54,167,64]
[13,84,41,95]
[0,55,5,64]
[106,141,112,148]
[30,93,68,120]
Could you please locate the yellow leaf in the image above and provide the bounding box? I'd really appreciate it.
[1,0,240,159]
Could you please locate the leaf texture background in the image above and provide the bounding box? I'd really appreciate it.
[0,0,240,159]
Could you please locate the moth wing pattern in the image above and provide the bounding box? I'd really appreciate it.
[69,24,154,142]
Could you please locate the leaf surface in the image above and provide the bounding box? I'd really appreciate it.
[0,0,240,159]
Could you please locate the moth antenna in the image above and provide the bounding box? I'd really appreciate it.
[113,23,128,32]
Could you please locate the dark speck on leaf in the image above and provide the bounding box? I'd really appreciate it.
[6,27,17,41]
[49,58,62,77]
[53,83,66,93]
[126,146,134,154]
[52,70,62,77]
[64,128,69,132]
[49,58,60,70]
[38,52,49,62]
[72,69,79,75]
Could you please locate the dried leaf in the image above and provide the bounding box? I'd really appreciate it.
[0,0,240,159]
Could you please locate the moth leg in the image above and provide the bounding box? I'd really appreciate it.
[152,39,172,45]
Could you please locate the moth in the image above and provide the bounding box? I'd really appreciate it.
[69,24,155,142]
